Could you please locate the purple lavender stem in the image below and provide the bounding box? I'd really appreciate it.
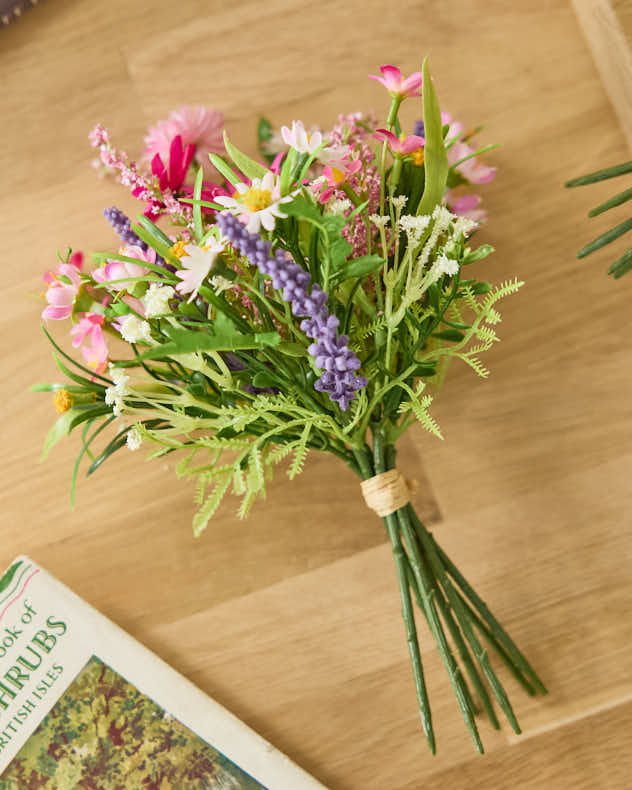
[215,213,367,410]
[103,207,147,249]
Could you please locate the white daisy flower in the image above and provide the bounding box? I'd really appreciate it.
[281,120,323,155]
[215,172,293,234]
[174,239,226,302]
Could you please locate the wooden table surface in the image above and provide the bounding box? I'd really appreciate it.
[2,1,632,787]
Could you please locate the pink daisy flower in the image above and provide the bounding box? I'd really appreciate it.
[144,106,224,176]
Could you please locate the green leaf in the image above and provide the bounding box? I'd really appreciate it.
[588,187,632,217]
[130,220,179,265]
[276,342,308,357]
[223,131,267,181]
[417,58,449,216]
[208,153,241,186]
[565,160,632,187]
[577,218,632,258]
[251,371,279,388]
[193,166,204,242]
[257,117,276,164]
[41,409,78,461]
[331,254,384,283]
[461,280,492,294]
[53,353,106,393]
[463,244,495,265]
[609,247,632,278]
[138,319,280,361]
[432,329,465,342]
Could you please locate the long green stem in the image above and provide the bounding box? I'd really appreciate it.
[424,527,547,695]
[354,445,435,753]
[374,433,483,753]
[407,506,522,734]
[422,556,500,729]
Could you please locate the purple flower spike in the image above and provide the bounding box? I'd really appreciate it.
[216,212,367,410]
[103,207,147,249]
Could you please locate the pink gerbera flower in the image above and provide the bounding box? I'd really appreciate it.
[144,106,224,174]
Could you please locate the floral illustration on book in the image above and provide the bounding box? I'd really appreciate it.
[0,655,265,789]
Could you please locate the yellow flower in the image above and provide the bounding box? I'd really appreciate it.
[53,389,73,414]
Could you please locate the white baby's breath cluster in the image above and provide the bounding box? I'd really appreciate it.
[105,366,130,417]
[142,284,174,318]
[126,424,143,451]
[120,315,152,344]
[398,214,431,245]
[369,214,390,229]
[326,198,352,216]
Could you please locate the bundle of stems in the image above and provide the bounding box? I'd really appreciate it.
[353,428,547,753]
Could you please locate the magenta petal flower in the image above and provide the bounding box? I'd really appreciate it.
[144,106,224,174]
[151,134,196,193]
[373,129,425,155]
[368,65,423,98]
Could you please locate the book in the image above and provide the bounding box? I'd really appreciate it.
[0,556,326,789]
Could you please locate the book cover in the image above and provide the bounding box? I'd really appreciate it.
[0,557,326,789]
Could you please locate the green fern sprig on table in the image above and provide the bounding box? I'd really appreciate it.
[566,159,632,278]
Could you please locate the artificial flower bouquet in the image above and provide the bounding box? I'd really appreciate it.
[36,60,547,752]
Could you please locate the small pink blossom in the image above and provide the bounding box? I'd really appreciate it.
[448,142,496,184]
[317,159,362,204]
[92,245,154,292]
[42,260,82,321]
[144,106,224,174]
[88,124,109,148]
[373,129,425,155]
[70,313,109,373]
[446,191,487,224]
[368,65,423,98]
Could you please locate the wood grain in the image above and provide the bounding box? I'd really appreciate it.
[1,1,632,788]
[572,0,632,149]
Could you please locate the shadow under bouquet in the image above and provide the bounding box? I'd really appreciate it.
[37,59,547,752]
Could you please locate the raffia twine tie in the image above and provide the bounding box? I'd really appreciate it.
[361,469,413,518]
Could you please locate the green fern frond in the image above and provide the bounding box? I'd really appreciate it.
[483,278,523,309]
[288,423,311,479]
[459,354,490,378]
[357,315,387,340]
[485,307,501,325]
[232,465,246,495]
[249,446,265,492]
[398,384,443,439]
[193,473,232,537]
